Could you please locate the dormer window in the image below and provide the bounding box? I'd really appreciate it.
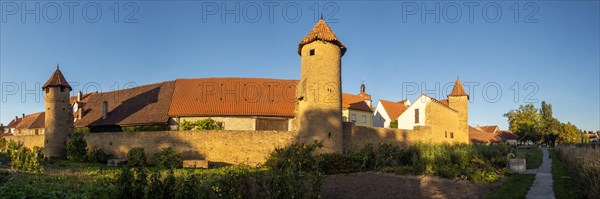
[309,49,315,56]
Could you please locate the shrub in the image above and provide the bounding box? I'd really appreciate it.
[162,170,176,199]
[117,166,134,199]
[146,171,163,199]
[180,118,223,130]
[127,147,147,167]
[389,120,398,128]
[175,173,199,199]
[87,147,109,163]
[122,125,170,132]
[66,131,88,162]
[131,167,147,199]
[154,147,181,169]
[264,141,322,172]
[73,127,90,134]
[9,144,44,174]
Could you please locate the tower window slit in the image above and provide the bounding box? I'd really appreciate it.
[309,49,315,56]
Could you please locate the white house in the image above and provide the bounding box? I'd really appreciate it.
[373,99,410,128]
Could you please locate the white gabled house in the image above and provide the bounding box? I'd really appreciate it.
[373,99,410,128]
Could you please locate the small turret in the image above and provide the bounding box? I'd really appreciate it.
[448,77,469,143]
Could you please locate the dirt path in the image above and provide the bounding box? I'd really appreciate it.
[323,172,501,199]
[526,147,556,199]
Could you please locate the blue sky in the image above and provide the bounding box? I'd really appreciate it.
[1,1,598,131]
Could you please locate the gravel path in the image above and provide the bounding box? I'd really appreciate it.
[526,147,556,199]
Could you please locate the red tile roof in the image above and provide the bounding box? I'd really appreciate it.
[342,93,372,112]
[6,117,22,128]
[379,99,409,120]
[298,19,346,55]
[449,78,468,98]
[498,130,518,140]
[469,125,501,143]
[75,81,176,127]
[168,78,298,117]
[478,125,500,134]
[439,99,449,107]
[42,66,72,90]
[15,112,45,129]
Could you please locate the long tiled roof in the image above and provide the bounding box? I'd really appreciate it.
[168,78,298,117]
[298,19,346,55]
[6,117,22,128]
[379,99,409,120]
[469,125,501,143]
[75,81,176,127]
[43,66,72,90]
[342,93,372,112]
[15,112,45,129]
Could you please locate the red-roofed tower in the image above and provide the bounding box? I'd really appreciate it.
[43,65,73,158]
[448,77,469,142]
[296,18,346,153]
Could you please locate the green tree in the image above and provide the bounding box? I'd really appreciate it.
[503,104,541,143]
[389,120,398,128]
[540,101,561,146]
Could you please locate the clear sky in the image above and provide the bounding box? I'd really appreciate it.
[1,1,598,131]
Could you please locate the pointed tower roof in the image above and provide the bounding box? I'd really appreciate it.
[42,65,72,90]
[448,77,468,98]
[298,18,346,55]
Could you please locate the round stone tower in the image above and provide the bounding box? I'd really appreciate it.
[43,65,73,158]
[448,77,469,143]
[296,18,346,153]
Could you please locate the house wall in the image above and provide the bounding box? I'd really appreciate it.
[397,95,428,130]
[425,102,466,143]
[372,101,389,128]
[343,109,372,127]
[173,116,294,131]
[13,128,45,136]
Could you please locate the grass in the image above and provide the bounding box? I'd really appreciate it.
[484,173,536,199]
[516,148,542,169]
[550,149,583,199]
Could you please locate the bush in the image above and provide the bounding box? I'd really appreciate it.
[127,147,147,167]
[146,171,163,199]
[9,143,44,174]
[389,120,398,128]
[180,118,223,130]
[264,141,322,172]
[154,147,181,169]
[66,131,88,162]
[122,125,170,132]
[117,166,134,199]
[87,147,109,163]
[175,173,199,199]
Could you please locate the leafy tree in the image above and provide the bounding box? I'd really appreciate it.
[66,131,87,162]
[503,104,541,143]
[389,120,398,128]
[180,118,223,130]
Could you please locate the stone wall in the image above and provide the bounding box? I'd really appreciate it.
[5,135,45,149]
[85,130,298,166]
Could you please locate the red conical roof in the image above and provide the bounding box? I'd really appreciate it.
[298,19,346,55]
[42,65,72,90]
[449,77,468,97]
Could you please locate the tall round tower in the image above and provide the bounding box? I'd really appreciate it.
[296,18,346,153]
[43,65,73,158]
[448,77,469,143]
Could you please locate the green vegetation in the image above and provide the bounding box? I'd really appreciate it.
[554,145,599,199]
[127,147,147,167]
[484,173,535,199]
[87,146,109,163]
[516,148,542,169]
[66,131,88,162]
[122,125,170,132]
[154,147,182,169]
[389,120,398,128]
[2,140,44,174]
[504,101,588,145]
[180,118,223,131]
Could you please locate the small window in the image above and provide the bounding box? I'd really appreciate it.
[362,115,367,123]
[445,131,448,138]
[414,109,420,123]
[309,49,315,56]
[450,132,454,139]
[351,114,356,122]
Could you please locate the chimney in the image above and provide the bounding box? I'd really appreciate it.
[22,113,25,118]
[15,116,18,120]
[78,107,83,120]
[77,91,82,102]
[102,101,108,119]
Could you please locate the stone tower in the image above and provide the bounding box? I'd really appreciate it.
[296,18,346,153]
[42,65,73,158]
[448,77,469,143]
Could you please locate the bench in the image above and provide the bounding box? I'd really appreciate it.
[107,159,128,166]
